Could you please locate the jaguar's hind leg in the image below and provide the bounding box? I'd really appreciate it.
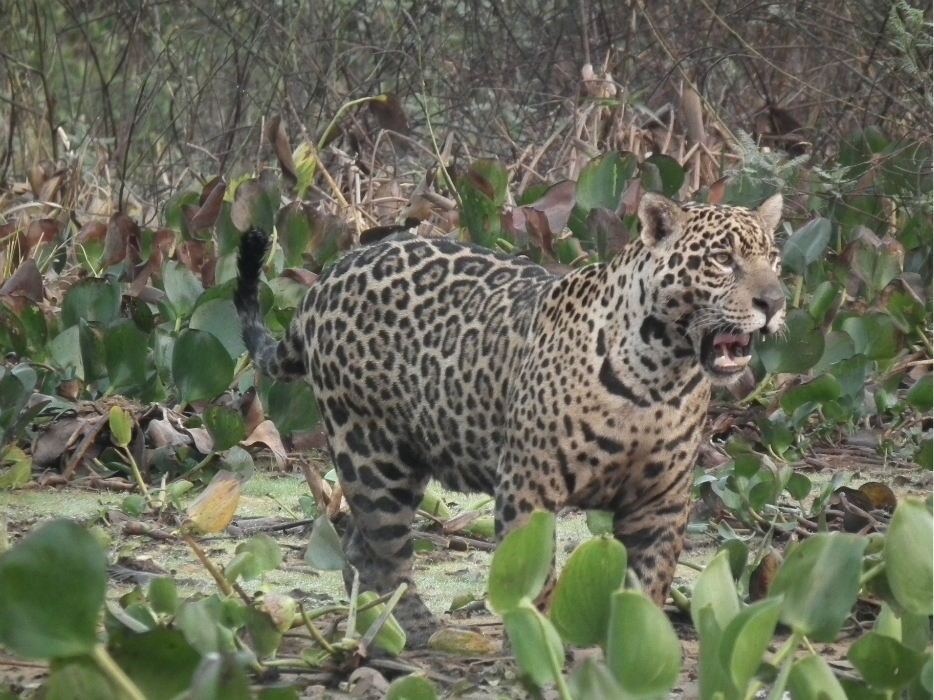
[331,437,437,647]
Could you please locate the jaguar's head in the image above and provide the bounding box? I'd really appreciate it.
[638,193,786,385]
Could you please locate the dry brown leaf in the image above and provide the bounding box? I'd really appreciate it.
[427,628,498,655]
[187,427,213,455]
[189,177,227,234]
[244,420,288,470]
[25,219,61,256]
[265,117,297,186]
[0,259,43,304]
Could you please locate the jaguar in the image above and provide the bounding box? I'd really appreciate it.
[234,192,785,646]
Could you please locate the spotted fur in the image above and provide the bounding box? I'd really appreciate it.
[235,193,785,646]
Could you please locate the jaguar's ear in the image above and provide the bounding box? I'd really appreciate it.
[638,193,686,248]
[756,194,783,235]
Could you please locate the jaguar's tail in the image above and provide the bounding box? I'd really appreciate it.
[234,230,306,382]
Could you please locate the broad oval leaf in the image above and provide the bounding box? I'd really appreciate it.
[569,656,625,700]
[770,533,867,641]
[487,511,555,615]
[782,217,832,275]
[61,277,121,329]
[691,549,740,631]
[304,514,347,571]
[386,674,439,700]
[0,520,107,659]
[780,374,842,415]
[718,596,784,690]
[162,261,204,320]
[847,631,929,692]
[576,152,639,212]
[756,309,825,375]
[550,536,626,646]
[203,405,246,452]
[503,603,565,687]
[104,319,149,392]
[172,329,235,404]
[109,627,201,700]
[884,499,933,616]
[605,590,682,698]
[787,655,848,700]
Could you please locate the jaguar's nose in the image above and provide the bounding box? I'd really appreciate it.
[753,287,785,325]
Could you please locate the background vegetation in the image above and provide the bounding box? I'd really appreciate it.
[0,0,931,698]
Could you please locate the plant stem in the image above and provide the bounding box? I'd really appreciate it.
[299,601,336,655]
[120,446,151,504]
[90,644,148,700]
[182,531,246,602]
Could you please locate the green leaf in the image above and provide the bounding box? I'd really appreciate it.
[203,405,246,452]
[787,655,848,700]
[172,329,235,404]
[109,406,133,448]
[46,656,118,700]
[186,653,251,700]
[782,218,832,276]
[304,514,346,571]
[907,375,932,413]
[78,319,107,381]
[770,533,867,641]
[696,606,732,700]
[487,511,555,614]
[848,631,929,692]
[0,446,32,490]
[103,319,149,392]
[148,578,179,616]
[786,473,812,501]
[189,298,245,361]
[691,550,740,631]
[266,381,320,439]
[244,606,283,658]
[230,534,283,581]
[584,509,614,536]
[917,440,932,470]
[354,591,407,655]
[605,590,681,698]
[718,597,783,691]
[884,499,933,616]
[386,674,440,700]
[61,278,121,329]
[550,536,627,646]
[780,374,842,415]
[807,281,839,323]
[502,603,565,687]
[0,520,107,659]
[576,152,639,212]
[642,154,685,198]
[756,309,825,375]
[110,628,201,700]
[162,261,205,319]
[569,656,625,700]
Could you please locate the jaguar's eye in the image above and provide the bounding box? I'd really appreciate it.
[712,252,732,266]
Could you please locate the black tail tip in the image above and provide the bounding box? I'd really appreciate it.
[239,229,271,266]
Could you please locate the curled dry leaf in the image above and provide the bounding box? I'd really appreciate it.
[189,177,227,234]
[145,417,191,449]
[243,420,288,470]
[299,460,332,512]
[265,117,297,186]
[185,470,245,533]
[231,179,265,232]
[240,387,266,436]
[187,427,213,455]
[708,177,728,205]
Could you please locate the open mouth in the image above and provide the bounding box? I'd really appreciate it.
[701,329,753,377]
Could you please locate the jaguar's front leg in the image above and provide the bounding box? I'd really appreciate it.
[612,464,694,605]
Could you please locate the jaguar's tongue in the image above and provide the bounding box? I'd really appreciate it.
[711,331,752,371]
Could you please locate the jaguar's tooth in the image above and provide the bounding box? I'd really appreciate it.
[733,355,752,368]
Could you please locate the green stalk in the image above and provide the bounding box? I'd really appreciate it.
[90,644,148,700]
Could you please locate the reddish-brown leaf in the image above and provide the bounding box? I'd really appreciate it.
[104,212,141,267]
[25,219,61,256]
[76,220,107,245]
[189,177,227,234]
[528,180,576,234]
[525,207,555,259]
[279,268,319,286]
[708,177,728,205]
[0,259,44,304]
[369,94,410,136]
[177,240,206,275]
[265,117,297,186]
